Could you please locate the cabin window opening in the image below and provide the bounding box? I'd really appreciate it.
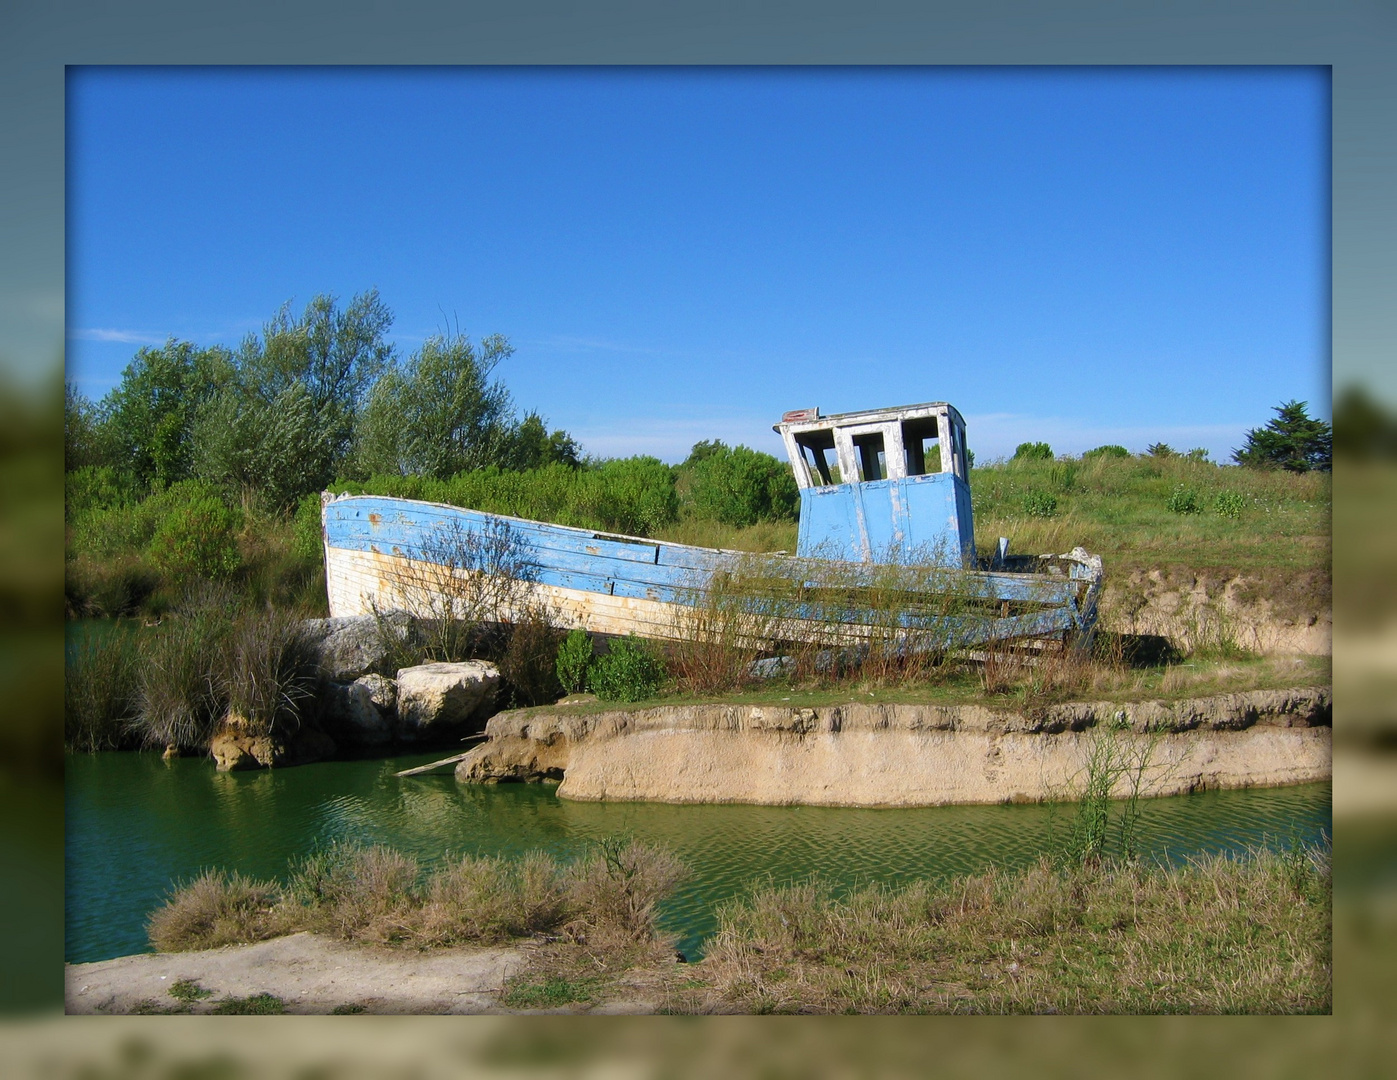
[853,432,886,482]
[901,419,940,476]
[795,431,837,486]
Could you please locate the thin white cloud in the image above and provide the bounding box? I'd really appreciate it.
[68,327,168,345]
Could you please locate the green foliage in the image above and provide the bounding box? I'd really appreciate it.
[292,491,326,563]
[1022,490,1058,518]
[1146,442,1175,458]
[355,331,518,479]
[1165,486,1202,515]
[1185,447,1211,462]
[499,609,565,707]
[590,457,680,536]
[211,994,286,1015]
[193,379,334,510]
[222,607,320,738]
[146,491,242,580]
[1013,441,1054,461]
[676,441,798,527]
[1213,490,1246,519]
[1234,399,1332,473]
[506,411,582,470]
[1082,444,1130,460]
[555,629,593,695]
[65,623,141,752]
[168,979,213,1003]
[131,592,236,751]
[98,340,235,487]
[65,464,137,522]
[588,636,666,702]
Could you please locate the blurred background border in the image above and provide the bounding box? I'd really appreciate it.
[5,0,1395,1073]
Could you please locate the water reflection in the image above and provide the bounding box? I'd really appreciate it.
[66,751,1331,964]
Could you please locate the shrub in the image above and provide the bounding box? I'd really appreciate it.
[132,597,235,751]
[565,837,686,943]
[1213,490,1246,519]
[591,457,679,536]
[1013,441,1053,461]
[1166,486,1202,515]
[146,492,242,580]
[146,869,283,952]
[677,441,798,527]
[555,629,593,695]
[1082,444,1130,460]
[1147,442,1176,458]
[417,851,569,945]
[500,607,565,706]
[285,842,421,944]
[588,636,666,702]
[292,491,326,563]
[1022,490,1058,518]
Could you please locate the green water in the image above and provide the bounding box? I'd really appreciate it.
[65,751,1330,964]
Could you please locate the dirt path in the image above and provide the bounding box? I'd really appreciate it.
[65,932,658,1015]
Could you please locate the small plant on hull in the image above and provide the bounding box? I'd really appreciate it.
[378,516,539,664]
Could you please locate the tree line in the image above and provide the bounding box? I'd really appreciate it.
[64,290,589,510]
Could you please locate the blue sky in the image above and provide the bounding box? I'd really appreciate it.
[66,66,1329,464]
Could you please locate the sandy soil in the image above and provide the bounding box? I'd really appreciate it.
[65,932,659,1015]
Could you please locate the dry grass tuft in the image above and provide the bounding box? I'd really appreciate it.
[146,869,286,953]
[690,847,1331,1014]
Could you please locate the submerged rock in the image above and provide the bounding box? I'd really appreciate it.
[396,661,500,739]
[210,716,338,772]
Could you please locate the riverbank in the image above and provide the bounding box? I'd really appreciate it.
[456,686,1331,807]
[67,845,1331,1015]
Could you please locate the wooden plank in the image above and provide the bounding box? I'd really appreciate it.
[394,748,478,777]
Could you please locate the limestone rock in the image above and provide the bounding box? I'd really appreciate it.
[396,661,500,738]
[209,717,338,772]
[321,675,396,745]
[302,613,415,681]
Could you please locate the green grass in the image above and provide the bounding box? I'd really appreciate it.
[168,978,213,1003]
[210,993,286,1015]
[968,454,1329,578]
[499,975,603,1009]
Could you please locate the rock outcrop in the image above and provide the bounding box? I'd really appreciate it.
[396,661,500,739]
[302,613,415,681]
[210,716,337,772]
[456,687,1331,807]
[321,674,397,746]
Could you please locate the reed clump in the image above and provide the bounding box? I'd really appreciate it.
[65,623,141,752]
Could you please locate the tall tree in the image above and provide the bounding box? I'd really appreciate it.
[354,332,518,478]
[1233,400,1332,472]
[99,340,234,487]
[193,290,395,503]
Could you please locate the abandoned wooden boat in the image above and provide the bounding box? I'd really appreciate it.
[321,401,1103,652]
